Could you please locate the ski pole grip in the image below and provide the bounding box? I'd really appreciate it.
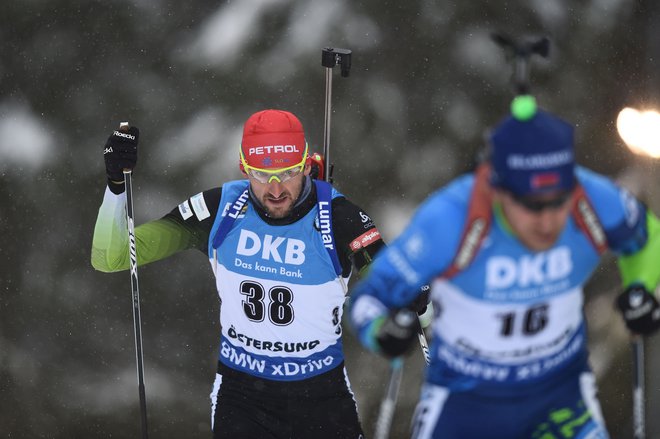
[119,121,132,174]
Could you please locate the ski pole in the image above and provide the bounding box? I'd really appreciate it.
[120,121,149,439]
[321,47,352,183]
[416,319,431,366]
[632,336,645,439]
[416,286,432,366]
[374,317,430,439]
[374,358,403,439]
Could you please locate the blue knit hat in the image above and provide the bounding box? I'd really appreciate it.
[490,110,575,196]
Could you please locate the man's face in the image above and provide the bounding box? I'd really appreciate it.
[247,164,311,219]
[495,188,574,252]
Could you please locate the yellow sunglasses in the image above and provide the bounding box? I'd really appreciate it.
[240,144,309,184]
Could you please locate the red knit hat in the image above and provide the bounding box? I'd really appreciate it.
[240,109,307,170]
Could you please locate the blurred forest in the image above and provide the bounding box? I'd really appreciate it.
[2,0,660,438]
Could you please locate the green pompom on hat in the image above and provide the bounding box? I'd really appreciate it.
[510,95,537,121]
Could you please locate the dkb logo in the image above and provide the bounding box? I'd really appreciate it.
[486,246,572,289]
[236,229,306,265]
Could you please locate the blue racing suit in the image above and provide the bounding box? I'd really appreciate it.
[350,166,659,439]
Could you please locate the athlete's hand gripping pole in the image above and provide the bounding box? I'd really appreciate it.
[615,283,660,439]
[617,283,660,439]
[119,121,149,439]
[321,47,351,183]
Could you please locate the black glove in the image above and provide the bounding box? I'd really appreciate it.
[103,125,139,194]
[407,284,433,328]
[375,308,418,358]
[616,284,660,335]
[408,285,430,314]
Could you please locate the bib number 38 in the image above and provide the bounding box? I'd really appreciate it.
[240,281,294,325]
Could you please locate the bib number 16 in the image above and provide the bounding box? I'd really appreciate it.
[496,303,549,337]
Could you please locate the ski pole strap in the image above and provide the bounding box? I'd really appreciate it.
[211,183,250,250]
[315,180,342,276]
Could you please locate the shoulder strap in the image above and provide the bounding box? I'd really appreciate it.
[441,164,493,278]
[211,182,250,250]
[570,184,608,255]
[441,166,608,279]
[210,180,343,276]
[315,180,343,276]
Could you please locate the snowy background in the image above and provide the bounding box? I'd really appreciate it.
[2,0,660,437]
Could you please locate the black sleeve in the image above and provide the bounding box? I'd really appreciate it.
[332,197,385,277]
[162,187,223,253]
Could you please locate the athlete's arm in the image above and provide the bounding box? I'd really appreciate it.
[333,196,433,326]
[617,212,660,291]
[331,197,385,278]
[578,168,660,335]
[349,183,468,350]
[91,187,221,272]
[578,168,660,290]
